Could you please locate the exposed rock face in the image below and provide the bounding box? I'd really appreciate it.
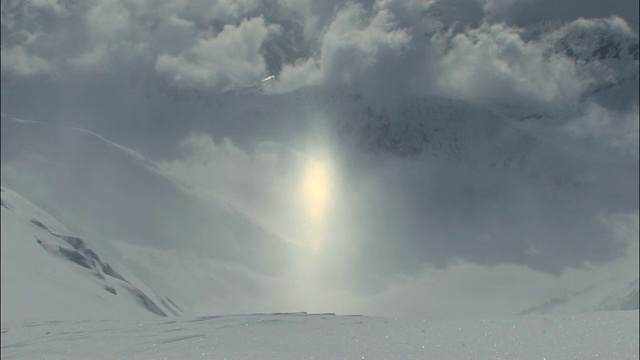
[31,218,129,284]
[30,216,167,317]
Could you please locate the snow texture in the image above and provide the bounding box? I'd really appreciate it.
[1,311,638,359]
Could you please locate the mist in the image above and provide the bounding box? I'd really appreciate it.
[1,0,638,320]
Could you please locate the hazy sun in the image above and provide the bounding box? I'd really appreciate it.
[299,157,333,251]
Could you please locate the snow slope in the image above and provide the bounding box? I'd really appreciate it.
[0,114,293,275]
[1,311,638,359]
[1,114,301,316]
[1,187,176,321]
[520,277,639,316]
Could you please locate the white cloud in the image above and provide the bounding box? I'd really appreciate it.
[29,0,68,15]
[265,3,410,93]
[206,0,261,21]
[0,45,53,76]
[373,0,434,28]
[70,44,110,69]
[429,22,589,105]
[479,0,531,18]
[542,16,638,62]
[155,17,278,90]
[565,103,639,157]
[362,211,639,319]
[86,0,132,41]
[159,0,261,24]
[570,15,635,34]
[266,57,321,93]
[321,4,410,82]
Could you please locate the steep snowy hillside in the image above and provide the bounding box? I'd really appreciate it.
[521,277,639,315]
[1,114,299,316]
[0,114,293,271]
[1,187,179,321]
[596,279,640,312]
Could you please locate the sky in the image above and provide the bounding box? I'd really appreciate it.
[1,0,638,318]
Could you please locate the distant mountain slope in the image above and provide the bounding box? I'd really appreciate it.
[338,97,539,167]
[337,16,638,161]
[595,279,640,312]
[536,18,639,62]
[520,277,639,315]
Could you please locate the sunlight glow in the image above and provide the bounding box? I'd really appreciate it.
[298,156,333,252]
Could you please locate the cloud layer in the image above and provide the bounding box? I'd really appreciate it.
[2,0,637,101]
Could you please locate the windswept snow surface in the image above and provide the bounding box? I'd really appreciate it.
[1,311,638,359]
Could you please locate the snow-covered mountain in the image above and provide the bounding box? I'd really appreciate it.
[1,114,300,317]
[338,96,540,167]
[596,279,640,312]
[1,1,638,358]
[537,18,639,62]
[109,13,638,173]
[1,186,179,321]
[0,114,294,271]
[2,14,637,315]
[2,111,637,320]
[335,17,638,161]
[520,277,639,315]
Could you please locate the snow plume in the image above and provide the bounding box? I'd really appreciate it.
[155,17,279,91]
[428,22,588,105]
[263,2,411,93]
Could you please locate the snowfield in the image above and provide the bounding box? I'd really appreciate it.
[1,311,638,359]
